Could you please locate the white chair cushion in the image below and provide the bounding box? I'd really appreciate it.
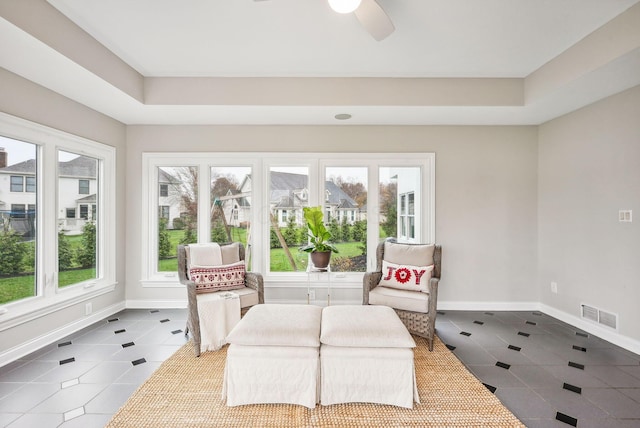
[232,287,260,308]
[369,286,430,313]
[383,241,434,266]
[321,305,415,348]
[226,304,322,347]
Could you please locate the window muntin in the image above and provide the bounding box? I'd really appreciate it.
[26,176,36,192]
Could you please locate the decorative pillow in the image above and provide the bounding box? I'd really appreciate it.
[379,260,434,293]
[189,261,246,293]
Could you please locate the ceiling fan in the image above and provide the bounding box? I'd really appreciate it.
[254,0,395,41]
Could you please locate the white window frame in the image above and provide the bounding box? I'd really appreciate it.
[140,152,434,289]
[0,112,116,328]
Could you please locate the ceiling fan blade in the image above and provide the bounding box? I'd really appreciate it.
[354,0,395,41]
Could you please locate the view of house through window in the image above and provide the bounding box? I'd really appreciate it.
[379,167,421,243]
[157,166,198,271]
[0,139,37,304]
[269,166,309,272]
[57,150,99,287]
[324,167,368,272]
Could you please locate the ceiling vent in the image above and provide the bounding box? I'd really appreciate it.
[581,304,617,330]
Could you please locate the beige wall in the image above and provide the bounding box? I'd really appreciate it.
[538,85,640,343]
[125,125,539,307]
[0,69,127,353]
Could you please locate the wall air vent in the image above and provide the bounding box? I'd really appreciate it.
[581,304,618,330]
[581,304,598,322]
[598,310,617,329]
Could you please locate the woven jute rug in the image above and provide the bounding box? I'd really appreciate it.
[106,336,524,427]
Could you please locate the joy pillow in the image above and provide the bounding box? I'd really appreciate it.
[189,261,246,293]
[379,260,434,293]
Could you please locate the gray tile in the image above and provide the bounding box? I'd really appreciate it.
[0,383,23,401]
[495,387,556,419]
[578,419,640,428]
[582,388,640,418]
[79,361,132,384]
[0,361,58,383]
[619,365,640,380]
[519,343,568,365]
[510,365,563,389]
[59,413,113,428]
[113,361,162,384]
[5,413,63,428]
[466,365,526,388]
[32,361,98,383]
[29,383,106,414]
[73,344,123,362]
[545,364,609,388]
[84,383,138,414]
[533,387,609,419]
[585,365,640,388]
[484,346,535,366]
[619,387,640,403]
[0,383,60,412]
[519,418,568,428]
[0,412,21,427]
[452,346,497,366]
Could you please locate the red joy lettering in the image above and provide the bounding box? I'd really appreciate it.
[413,269,426,285]
[383,266,396,281]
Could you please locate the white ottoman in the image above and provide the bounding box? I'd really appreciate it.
[223,304,322,408]
[320,305,419,408]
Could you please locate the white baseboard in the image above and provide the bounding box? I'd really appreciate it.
[437,300,539,311]
[0,301,125,368]
[125,299,187,309]
[540,303,640,355]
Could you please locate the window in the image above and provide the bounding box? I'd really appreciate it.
[159,205,170,220]
[10,175,23,192]
[157,166,198,272]
[26,176,36,192]
[1,112,116,314]
[78,179,90,194]
[59,151,99,287]
[79,204,89,220]
[10,204,26,218]
[141,153,434,288]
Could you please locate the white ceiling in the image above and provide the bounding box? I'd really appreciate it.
[47,0,637,78]
[2,0,639,125]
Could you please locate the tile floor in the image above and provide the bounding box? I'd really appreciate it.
[0,308,639,427]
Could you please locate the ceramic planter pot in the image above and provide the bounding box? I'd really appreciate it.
[310,251,331,270]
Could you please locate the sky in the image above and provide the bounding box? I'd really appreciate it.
[1,135,79,166]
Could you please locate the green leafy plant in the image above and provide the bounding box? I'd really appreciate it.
[299,206,339,254]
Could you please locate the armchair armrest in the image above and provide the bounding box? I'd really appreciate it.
[245,271,265,304]
[427,277,439,315]
[184,281,202,356]
[362,271,382,305]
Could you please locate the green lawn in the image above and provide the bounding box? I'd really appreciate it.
[0,267,96,305]
[270,241,365,272]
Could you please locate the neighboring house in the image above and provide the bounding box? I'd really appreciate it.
[157,168,183,229]
[0,154,99,236]
[222,171,361,228]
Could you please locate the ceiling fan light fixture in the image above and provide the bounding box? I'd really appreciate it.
[328,0,362,14]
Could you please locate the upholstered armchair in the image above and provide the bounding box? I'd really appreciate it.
[178,242,264,356]
[363,238,442,351]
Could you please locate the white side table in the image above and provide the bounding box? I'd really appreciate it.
[307,264,331,306]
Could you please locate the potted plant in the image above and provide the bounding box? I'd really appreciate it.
[299,206,339,270]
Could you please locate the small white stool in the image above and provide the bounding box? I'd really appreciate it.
[320,305,419,408]
[223,304,322,408]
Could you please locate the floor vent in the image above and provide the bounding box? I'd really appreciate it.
[581,304,617,330]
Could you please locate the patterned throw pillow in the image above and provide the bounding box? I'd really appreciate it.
[378,260,434,293]
[189,261,246,293]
